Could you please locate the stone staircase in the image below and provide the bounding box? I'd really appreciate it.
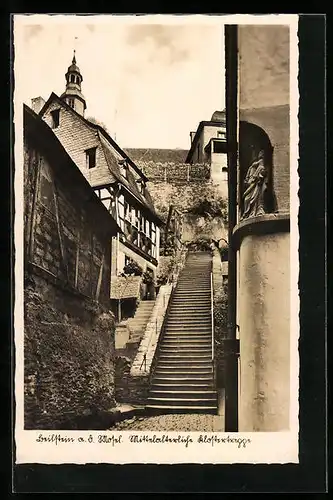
[146,251,217,413]
[126,300,155,347]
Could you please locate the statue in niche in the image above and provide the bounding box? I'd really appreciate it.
[239,121,277,220]
[242,149,268,219]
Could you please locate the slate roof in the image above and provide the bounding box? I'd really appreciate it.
[38,93,162,224]
[110,275,141,299]
[23,104,122,237]
[124,148,188,164]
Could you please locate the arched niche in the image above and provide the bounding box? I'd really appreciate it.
[239,121,277,219]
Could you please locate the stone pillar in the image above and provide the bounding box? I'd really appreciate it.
[233,214,290,431]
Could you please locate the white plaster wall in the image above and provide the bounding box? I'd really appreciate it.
[117,240,157,276]
[238,25,290,110]
[238,231,290,431]
[211,152,228,198]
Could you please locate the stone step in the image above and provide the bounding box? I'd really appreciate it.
[150,389,216,399]
[164,327,211,333]
[160,343,212,349]
[159,349,212,355]
[146,397,216,407]
[171,296,210,301]
[154,367,213,375]
[145,405,217,414]
[162,337,211,343]
[170,306,211,310]
[153,374,213,382]
[170,300,211,304]
[151,384,213,392]
[156,362,212,369]
[162,340,211,345]
[166,312,211,318]
[165,322,211,327]
[159,352,211,358]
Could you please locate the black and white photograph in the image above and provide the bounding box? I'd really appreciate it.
[14,14,299,464]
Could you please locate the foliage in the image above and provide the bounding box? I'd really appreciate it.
[213,282,228,339]
[185,237,212,252]
[142,270,155,286]
[148,180,228,227]
[213,281,228,388]
[156,247,187,287]
[121,260,143,277]
[86,116,112,135]
[24,286,116,429]
[187,189,228,225]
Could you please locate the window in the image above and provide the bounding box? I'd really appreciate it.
[140,215,145,232]
[85,147,97,169]
[76,76,80,84]
[124,255,132,267]
[68,98,75,109]
[217,130,226,139]
[151,223,156,244]
[50,109,60,129]
[118,160,128,178]
[137,180,145,194]
[214,141,226,154]
[70,74,75,83]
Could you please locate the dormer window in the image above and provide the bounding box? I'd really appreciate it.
[85,147,97,169]
[50,109,60,129]
[118,159,128,179]
[137,179,146,194]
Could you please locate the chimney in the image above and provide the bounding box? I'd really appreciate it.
[31,97,46,115]
[190,131,196,144]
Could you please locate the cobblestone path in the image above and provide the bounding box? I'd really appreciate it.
[112,413,224,432]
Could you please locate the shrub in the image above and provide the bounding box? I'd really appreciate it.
[121,261,143,277]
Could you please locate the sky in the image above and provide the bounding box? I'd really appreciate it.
[14,15,225,149]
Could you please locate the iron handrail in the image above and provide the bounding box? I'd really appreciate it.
[140,247,188,376]
[210,267,215,383]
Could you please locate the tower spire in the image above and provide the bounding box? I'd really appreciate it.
[60,50,86,116]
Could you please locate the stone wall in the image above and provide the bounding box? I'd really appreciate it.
[137,162,210,183]
[24,147,112,307]
[147,179,228,245]
[24,136,116,429]
[24,273,116,429]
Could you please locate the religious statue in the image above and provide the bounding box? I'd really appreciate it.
[242,149,268,219]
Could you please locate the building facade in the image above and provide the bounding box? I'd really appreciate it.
[23,104,119,428]
[31,53,163,299]
[186,110,228,196]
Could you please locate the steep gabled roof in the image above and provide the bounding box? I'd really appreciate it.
[38,93,162,224]
[99,134,161,221]
[39,93,149,182]
[24,104,122,237]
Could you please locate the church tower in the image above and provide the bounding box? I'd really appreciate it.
[60,51,86,116]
